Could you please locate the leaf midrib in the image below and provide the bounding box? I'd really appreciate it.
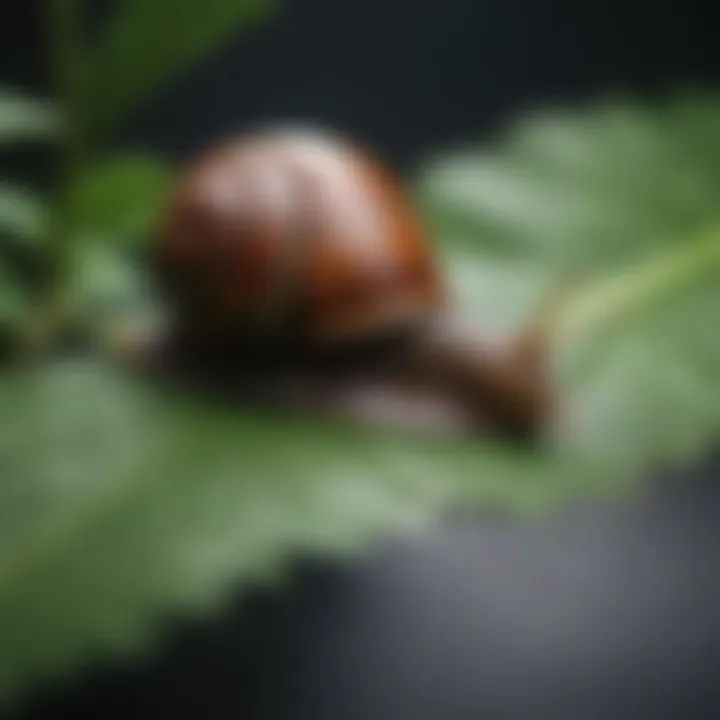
[555,229,720,344]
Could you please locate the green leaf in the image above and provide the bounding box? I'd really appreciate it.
[0,360,599,703]
[551,230,720,472]
[71,156,171,246]
[0,183,48,246]
[0,182,43,335]
[0,90,59,146]
[66,156,171,334]
[421,91,720,473]
[84,0,276,141]
[69,242,161,344]
[0,261,28,330]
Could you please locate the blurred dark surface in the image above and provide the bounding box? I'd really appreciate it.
[3,1,720,718]
[4,0,720,173]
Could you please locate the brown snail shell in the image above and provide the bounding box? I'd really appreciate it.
[153,127,443,354]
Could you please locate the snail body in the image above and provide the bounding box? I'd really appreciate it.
[151,127,546,437]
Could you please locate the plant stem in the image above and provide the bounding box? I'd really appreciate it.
[28,0,84,356]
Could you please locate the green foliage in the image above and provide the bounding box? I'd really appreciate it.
[70,242,157,334]
[70,156,171,245]
[0,360,594,703]
[421,91,720,473]
[0,161,168,341]
[0,261,28,330]
[0,0,276,342]
[0,184,45,334]
[0,183,48,246]
[83,0,276,141]
[0,90,59,146]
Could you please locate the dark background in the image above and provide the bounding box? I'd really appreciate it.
[2,1,720,718]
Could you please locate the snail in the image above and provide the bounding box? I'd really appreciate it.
[145,127,548,438]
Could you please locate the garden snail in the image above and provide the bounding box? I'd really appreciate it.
[150,127,548,438]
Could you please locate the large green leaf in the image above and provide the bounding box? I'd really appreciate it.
[0,360,597,703]
[0,90,59,146]
[83,0,276,141]
[421,91,720,473]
